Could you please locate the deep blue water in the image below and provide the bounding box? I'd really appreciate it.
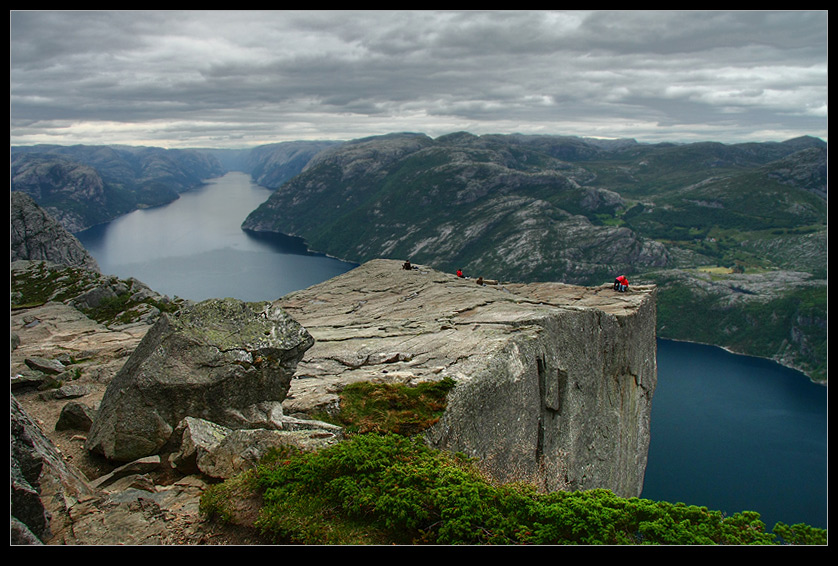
[76,172,827,531]
[643,339,827,530]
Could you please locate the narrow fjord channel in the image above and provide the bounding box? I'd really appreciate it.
[77,172,355,302]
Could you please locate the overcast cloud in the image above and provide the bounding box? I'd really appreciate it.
[10,10,828,148]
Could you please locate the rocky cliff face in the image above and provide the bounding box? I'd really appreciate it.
[10,191,101,272]
[239,132,825,382]
[277,259,657,497]
[241,132,670,285]
[243,140,343,188]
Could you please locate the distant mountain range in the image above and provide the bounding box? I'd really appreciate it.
[10,132,827,381]
[241,131,825,277]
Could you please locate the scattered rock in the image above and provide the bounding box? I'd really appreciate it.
[38,383,93,401]
[24,356,65,375]
[55,401,96,432]
[169,416,233,475]
[10,371,47,392]
[90,456,162,490]
[183,424,342,480]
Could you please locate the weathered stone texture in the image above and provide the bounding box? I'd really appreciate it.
[277,259,657,497]
[10,191,100,271]
[85,298,315,462]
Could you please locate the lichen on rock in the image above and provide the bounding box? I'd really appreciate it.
[85,298,315,462]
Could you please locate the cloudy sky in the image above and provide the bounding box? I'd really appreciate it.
[10,10,828,149]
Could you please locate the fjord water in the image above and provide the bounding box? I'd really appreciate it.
[77,172,827,530]
[643,339,827,530]
[77,172,356,302]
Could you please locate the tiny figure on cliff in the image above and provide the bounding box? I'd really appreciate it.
[614,275,629,292]
[456,268,464,278]
[403,260,412,270]
[476,276,484,286]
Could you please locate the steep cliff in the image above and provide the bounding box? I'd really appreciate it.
[277,259,657,497]
[10,191,101,272]
[240,132,826,382]
[11,257,655,542]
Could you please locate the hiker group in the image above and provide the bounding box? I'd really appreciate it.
[403,261,630,293]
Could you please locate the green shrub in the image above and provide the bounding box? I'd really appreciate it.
[772,522,829,545]
[228,433,824,545]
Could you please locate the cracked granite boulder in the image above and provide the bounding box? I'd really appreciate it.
[85,298,314,462]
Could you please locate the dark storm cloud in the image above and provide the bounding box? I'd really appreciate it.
[10,10,827,148]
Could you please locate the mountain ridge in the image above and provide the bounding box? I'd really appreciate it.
[10,144,225,232]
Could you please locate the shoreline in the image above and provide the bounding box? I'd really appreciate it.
[657,336,823,386]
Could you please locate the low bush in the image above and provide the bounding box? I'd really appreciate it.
[202,433,826,545]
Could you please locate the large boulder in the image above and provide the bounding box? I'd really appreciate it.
[85,298,315,462]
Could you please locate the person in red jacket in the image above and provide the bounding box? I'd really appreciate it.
[456,269,464,278]
[614,275,629,292]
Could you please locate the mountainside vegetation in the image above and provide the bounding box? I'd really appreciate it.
[201,431,826,545]
[10,133,826,381]
[9,137,828,545]
[202,375,826,544]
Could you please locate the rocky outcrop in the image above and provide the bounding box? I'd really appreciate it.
[10,296,337,544]
[10,259,180,333]
[277,259,657,497]
[168,416,341,479]
[10,257,656,544]
[11,393,96,544]
[10,397,224,545]
[10,191,100,271]
[85,298,320,462]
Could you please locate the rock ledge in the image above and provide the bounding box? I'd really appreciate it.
[277,259,657,496]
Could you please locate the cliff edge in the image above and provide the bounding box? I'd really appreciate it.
[277,259,657,497]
